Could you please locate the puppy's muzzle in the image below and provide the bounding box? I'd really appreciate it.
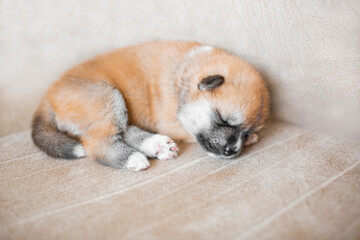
[196,133,242,158]
[223,143,238,157]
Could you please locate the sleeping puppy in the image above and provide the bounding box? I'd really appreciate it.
[31,41,269,171]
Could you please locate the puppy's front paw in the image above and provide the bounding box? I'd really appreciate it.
[125,152,150,171]
[245,133,259,146]
[140,135,179,161]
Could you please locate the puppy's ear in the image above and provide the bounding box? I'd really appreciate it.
[198,75,225,91]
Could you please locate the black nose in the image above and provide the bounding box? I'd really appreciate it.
[223,145,237,156]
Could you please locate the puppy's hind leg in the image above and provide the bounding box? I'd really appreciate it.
[79,86,150,171]
[124,126,179,161]
[83,127,150,171]
[52,79,150,171]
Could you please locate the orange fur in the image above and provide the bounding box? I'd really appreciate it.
[36,41,269,158]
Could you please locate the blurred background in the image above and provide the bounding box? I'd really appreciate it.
[0,0,359,140]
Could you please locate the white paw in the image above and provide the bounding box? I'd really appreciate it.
[245,133,259,146]
[73,144,86,158]
[125,152,150,171]
[140,134,179,161]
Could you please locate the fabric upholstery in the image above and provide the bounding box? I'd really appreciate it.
[1,120,360,239]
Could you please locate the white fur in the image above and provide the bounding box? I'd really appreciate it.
[227,112,245,126]
[187,45,214,59]
[178,99,213,136]
[140,134,178,160]
[56,119,83,136]
[207,152,234,159]
[73,145,86,158]
[125,152,150,171]
[233,136,243,152]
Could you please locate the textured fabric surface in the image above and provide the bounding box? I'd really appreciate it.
[1,120,360,239]
[0,0,359,139]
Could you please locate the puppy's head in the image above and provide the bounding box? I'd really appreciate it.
[178,46,269,159]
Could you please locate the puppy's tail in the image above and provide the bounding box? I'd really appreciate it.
[31,103,85,159]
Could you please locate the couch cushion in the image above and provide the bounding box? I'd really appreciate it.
[1,120,359,239]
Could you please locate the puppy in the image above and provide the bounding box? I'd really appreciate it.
[31,41,269,171]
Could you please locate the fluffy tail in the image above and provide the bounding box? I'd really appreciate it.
[31,106,85,159]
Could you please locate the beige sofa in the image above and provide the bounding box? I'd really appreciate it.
[1,1,359,239]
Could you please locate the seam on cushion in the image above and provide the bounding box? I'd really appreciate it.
[0,125,305,231]
[0,152,42,165]
[0,154,209,230]
[237,159,360,240]
[123,130,311,238]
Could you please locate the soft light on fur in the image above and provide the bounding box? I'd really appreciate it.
[31,41,269,171]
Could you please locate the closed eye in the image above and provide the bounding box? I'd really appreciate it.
[215,111,234,128]
[218,117,229,126]
[216,120,240,129]
[242,129,253,141]
[243,131,250,139]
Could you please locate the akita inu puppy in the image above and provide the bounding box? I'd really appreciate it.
[32,41,269,171]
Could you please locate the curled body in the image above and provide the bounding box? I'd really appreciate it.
[31,41,269,171]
